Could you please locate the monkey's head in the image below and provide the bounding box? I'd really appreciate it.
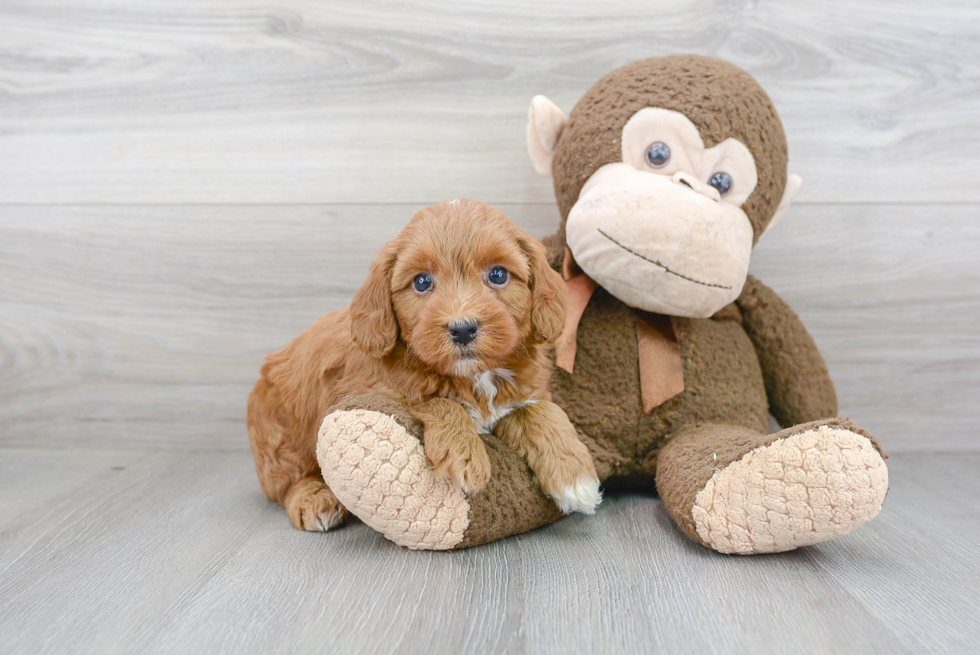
[527,55,801,318]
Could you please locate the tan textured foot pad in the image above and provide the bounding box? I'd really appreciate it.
[692,426,888,554]
[317,409,470,550]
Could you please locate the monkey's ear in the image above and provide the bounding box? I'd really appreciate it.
[760,174,802,240]
[519,234,566,342]
[350,244,399,358]
[526,95,568,178]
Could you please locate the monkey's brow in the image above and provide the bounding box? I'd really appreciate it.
[596,229,732,290]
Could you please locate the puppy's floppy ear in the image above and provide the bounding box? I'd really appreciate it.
[519,234,566,342]
[350,243,399,358]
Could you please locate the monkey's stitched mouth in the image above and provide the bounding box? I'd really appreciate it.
[596,229,732,290]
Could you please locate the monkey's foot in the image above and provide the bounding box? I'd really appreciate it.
[318,403,470,551]
[317,394,565,550]
[658,419,888,555]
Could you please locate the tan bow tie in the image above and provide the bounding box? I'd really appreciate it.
[555,248,685,413]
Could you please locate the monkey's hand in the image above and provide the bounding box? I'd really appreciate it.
[494,401,601,514]
[409,398,491,495]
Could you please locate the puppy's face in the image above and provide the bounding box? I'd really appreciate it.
[350,200,565,378]
[391,209,532,377]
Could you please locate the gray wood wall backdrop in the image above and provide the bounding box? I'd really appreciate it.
[1,0,978,452]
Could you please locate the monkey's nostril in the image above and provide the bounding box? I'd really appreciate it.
[448,320,479,346]
[673,171,721,201]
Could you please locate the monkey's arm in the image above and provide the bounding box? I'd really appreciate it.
[735,275,837,427]
[541,233,565,273]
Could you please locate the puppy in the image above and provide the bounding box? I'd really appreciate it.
[247,199,600,531]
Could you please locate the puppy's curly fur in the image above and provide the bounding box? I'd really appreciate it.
[248,200,598,531]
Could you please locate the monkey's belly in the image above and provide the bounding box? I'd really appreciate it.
[550,289,769,474]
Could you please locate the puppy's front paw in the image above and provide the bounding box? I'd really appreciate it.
[551,477,602,515]
[536,440,602,515]
[426,437,492,495]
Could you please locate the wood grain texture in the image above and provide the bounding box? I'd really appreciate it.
[1,203,976,451]
[0,0,978,204]
[812,455,980,652]
[1,4,976,652]
[0,449,976,654]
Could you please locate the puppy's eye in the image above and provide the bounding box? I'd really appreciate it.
[645,141,671,169]
[413,273,433,293]
[487,266,509,286]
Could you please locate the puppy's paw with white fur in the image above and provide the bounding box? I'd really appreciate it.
[494,401,603,515]
[534,440,602,515]
[551,477,603,514]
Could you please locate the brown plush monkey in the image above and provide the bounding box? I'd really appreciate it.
[316,55,888,554]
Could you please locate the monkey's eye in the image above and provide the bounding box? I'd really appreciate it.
[487,266,509,286]
[709,172,733,196]
[413,273,433,293]
[645,141,671,168]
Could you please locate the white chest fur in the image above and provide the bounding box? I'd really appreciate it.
[458,369,534,435]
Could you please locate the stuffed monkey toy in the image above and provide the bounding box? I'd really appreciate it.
[316,55,888,553]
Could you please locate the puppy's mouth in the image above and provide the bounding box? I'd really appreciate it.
[450,338,510,377]
[453,361,481,374]
[409,317,517,379]
[450,344,483,369]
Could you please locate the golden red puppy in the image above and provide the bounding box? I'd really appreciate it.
[248,199,601,531]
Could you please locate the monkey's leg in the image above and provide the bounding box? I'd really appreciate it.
[317,394,564,550]
[655,419,888,555]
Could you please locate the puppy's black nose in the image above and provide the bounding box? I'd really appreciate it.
[448,320,479,346]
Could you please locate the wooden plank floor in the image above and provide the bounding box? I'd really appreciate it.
[2,1,979,653]
[0,450,977,654]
